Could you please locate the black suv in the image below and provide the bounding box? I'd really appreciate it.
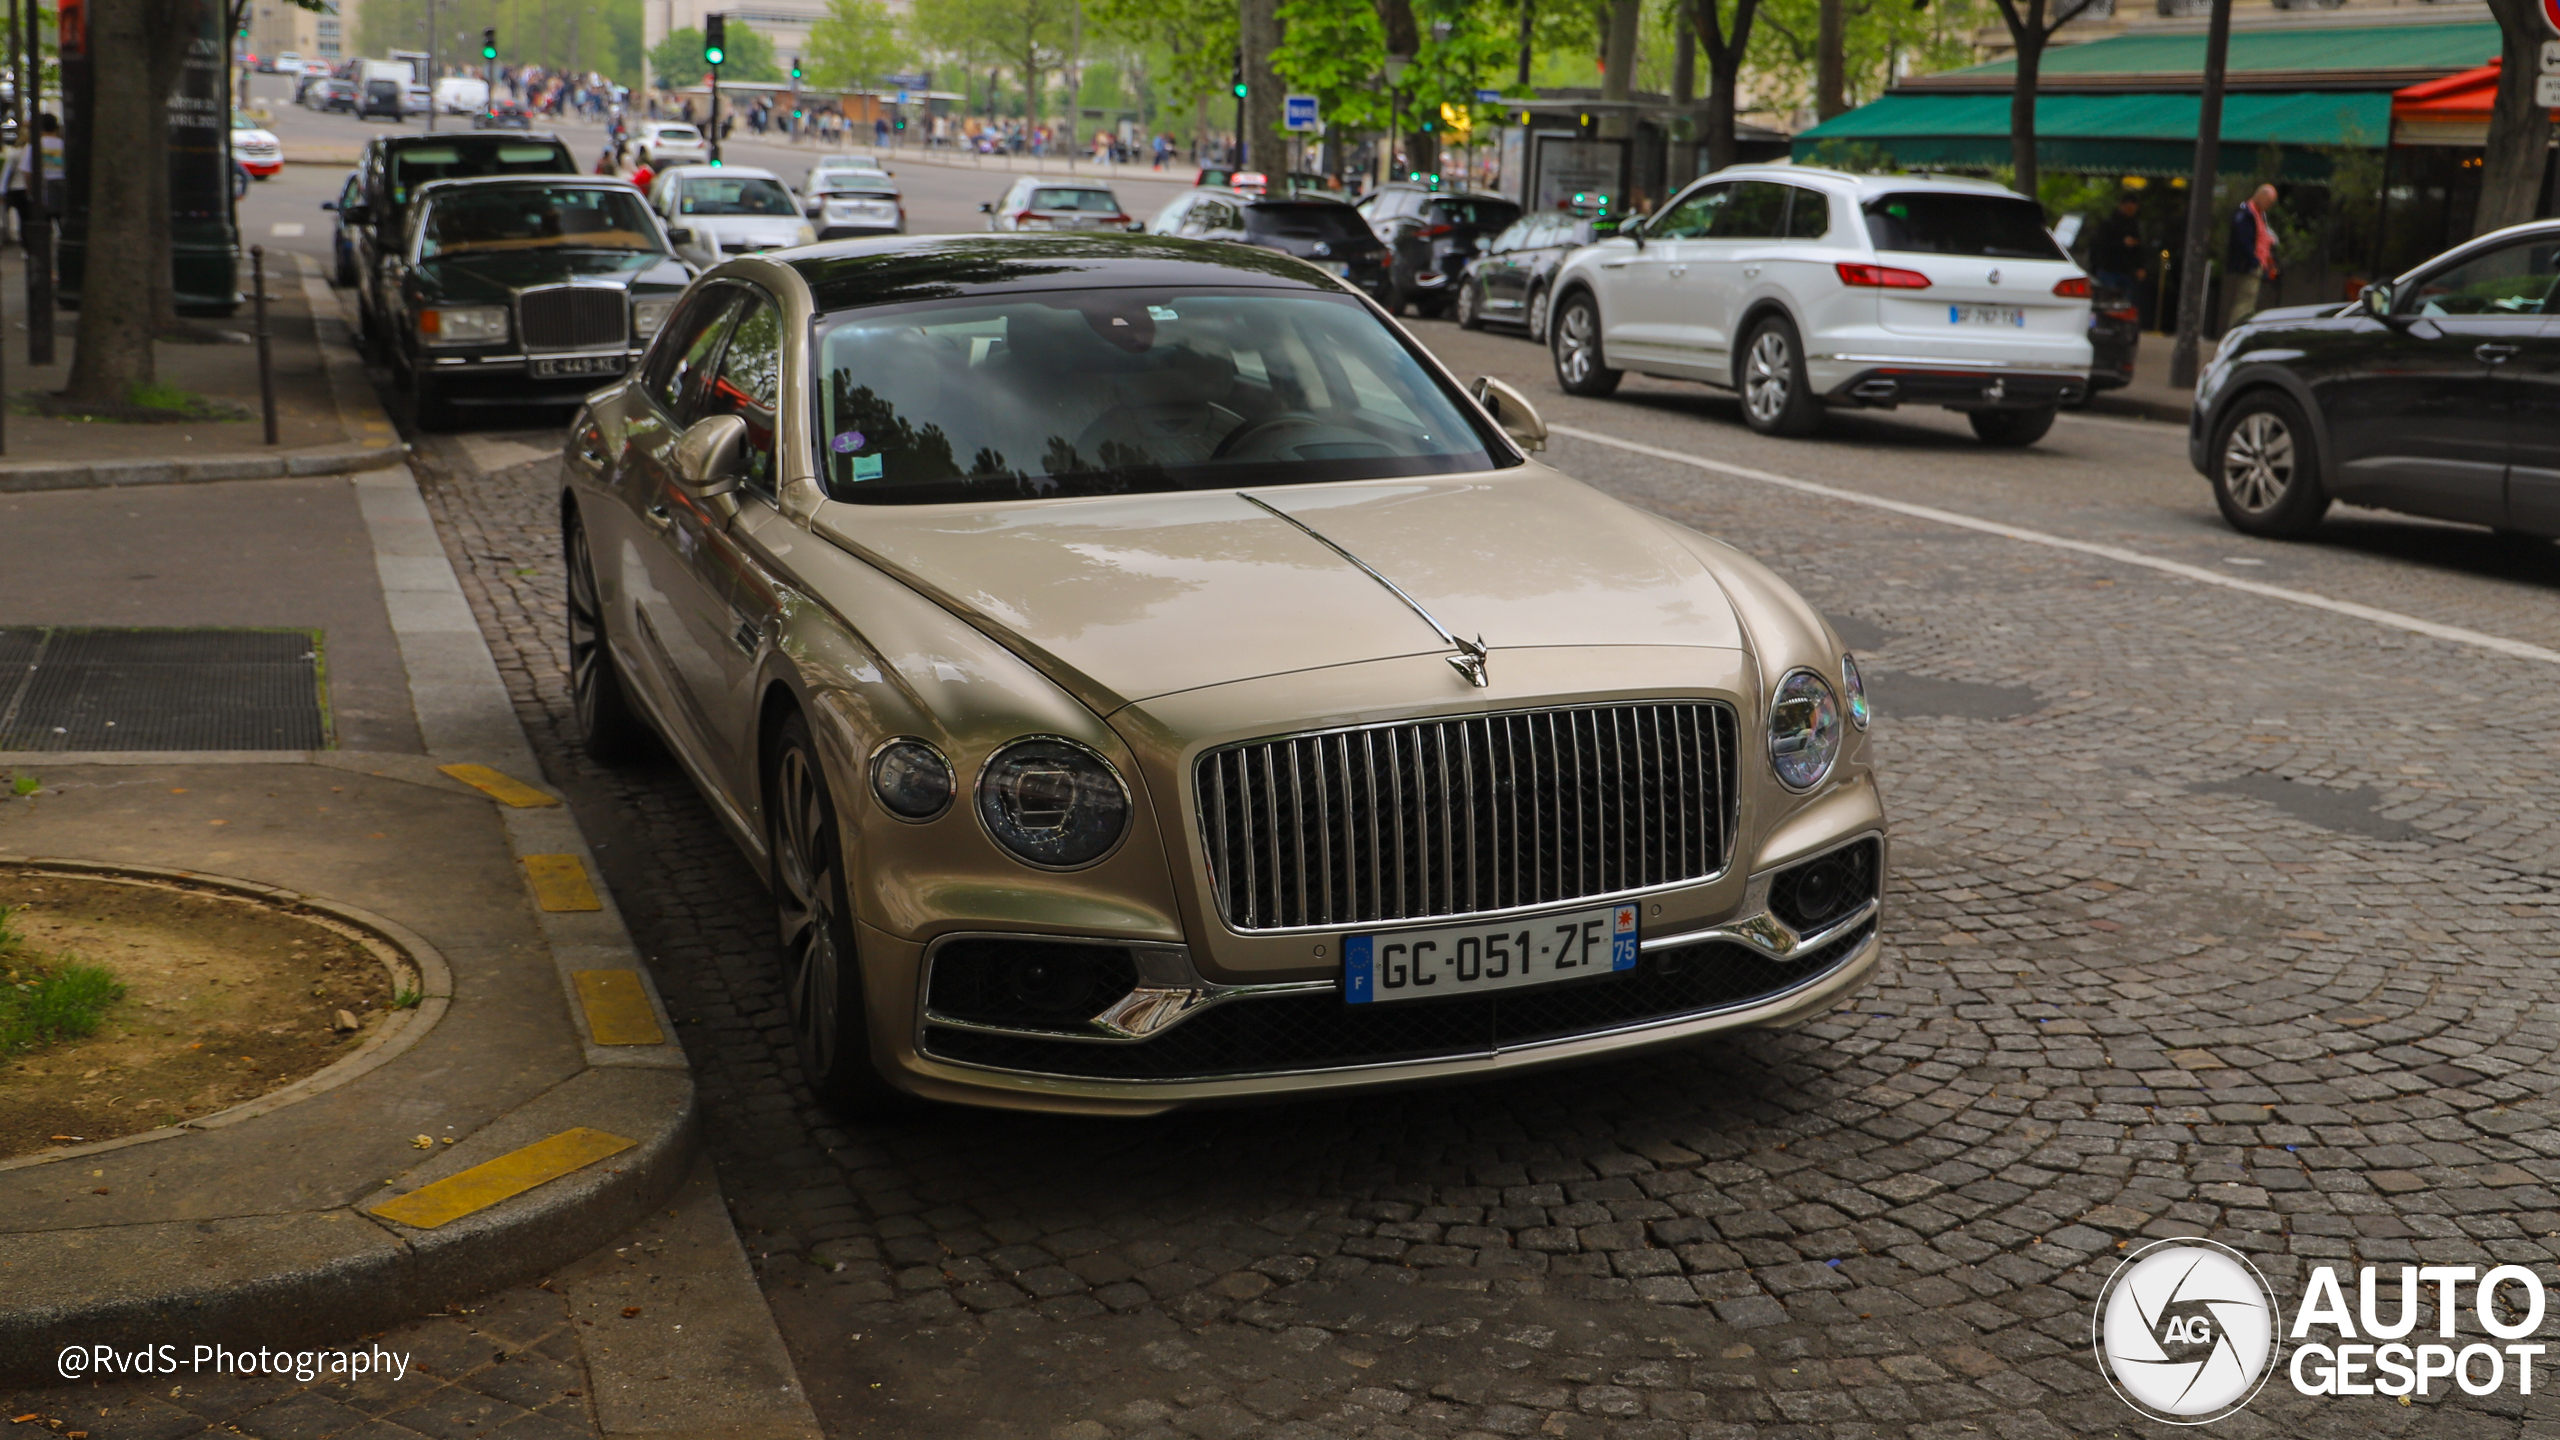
[333,131,579,361]
[2192,220,2560,540]
[1458,211,1604,338]
[1353,184,1523,317]
[1148,189,1387,299]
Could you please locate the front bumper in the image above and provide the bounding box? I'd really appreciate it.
[865,833,1887,1115]
[816,222,902,240]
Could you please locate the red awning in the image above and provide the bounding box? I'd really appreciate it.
[2392,58,2557,122]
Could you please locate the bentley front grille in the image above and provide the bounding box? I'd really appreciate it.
[1197,703,1737,933]
[517,286,626,353]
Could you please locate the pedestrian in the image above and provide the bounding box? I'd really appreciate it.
[2088,193,2147,306]
[631,160,654,197]
[2225,183,2279,328]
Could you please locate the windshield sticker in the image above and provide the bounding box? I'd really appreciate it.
[1146,305,1179,321]
[830,430,866,454]
[850,454,884,482]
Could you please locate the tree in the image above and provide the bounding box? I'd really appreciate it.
[2474,0,2555,236]
[808,0,911,90]
[1753,0,1981,120]
[648,22,783,85]
[358,0,647,85]
[1089,0,1238,142]
[912,0,1078,131]
[67,0,175,403]
[1686,0,1766,172]
[1985,0,2104,200]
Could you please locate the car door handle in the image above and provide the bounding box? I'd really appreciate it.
[2477,343,2519,363]
[1743,265,1762,278]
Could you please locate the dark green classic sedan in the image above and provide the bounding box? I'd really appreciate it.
[390,176,696,429]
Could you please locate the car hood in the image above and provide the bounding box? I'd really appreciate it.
[2246,302,2352,327]
[411,250,685,302]
[685,215,804,241]
[233,129,278,146]
[811,468,1748,712]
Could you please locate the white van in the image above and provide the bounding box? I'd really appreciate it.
[435,76,489,114]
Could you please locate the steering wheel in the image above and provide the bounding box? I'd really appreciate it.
[1211,410,1331,461]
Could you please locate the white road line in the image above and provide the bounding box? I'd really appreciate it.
[1549,422,2560,668]
[269,221,307,237]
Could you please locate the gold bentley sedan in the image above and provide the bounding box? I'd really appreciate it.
[560,235,1886,1115]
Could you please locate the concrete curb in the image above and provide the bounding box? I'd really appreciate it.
[0,442,409,493]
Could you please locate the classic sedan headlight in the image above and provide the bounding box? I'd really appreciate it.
[1768,669,1843,791]
[976,737,1129,868]
[631,296,677,339]
[420,305,507,345]
[795,223,817,246]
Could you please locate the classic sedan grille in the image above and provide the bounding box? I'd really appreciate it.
[922,919,1872,1080]
[517,286,625,353]
[1197,702,1736,933]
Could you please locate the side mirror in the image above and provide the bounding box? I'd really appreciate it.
[979,202,994,213]
[673,414,748,498]
[342,202,371,224]
[1471,376,1547,453]
[665,226,693,245]
[2360,282,2395,321]
[320,200,338,212]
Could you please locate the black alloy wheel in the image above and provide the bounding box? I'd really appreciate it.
[1968,405,2058,447]
[2209,391,2329,537]
[564,509,651,763]
[769,714,906,1114]
[1550,292,1621,397]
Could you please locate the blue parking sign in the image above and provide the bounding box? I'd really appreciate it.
[1283,94,1319,131]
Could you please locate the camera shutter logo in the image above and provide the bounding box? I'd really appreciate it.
[2093,1239,2281,1424]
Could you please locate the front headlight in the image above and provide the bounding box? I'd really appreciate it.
[976,737,1130,869]
[794,223,817,246]
[872,738,955,820]
[631,296,676,339]
[1767,669,1842,792]
[420,304,507,345]
[1841,653,1870,731]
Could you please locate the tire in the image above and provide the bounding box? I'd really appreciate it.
[2208,391,2329,537]
[1550,291,1621,397]
[768,712,907,1115]
[1526,284,1551,343]
[1738,315,1821,437]
[411,371,458,432]
[333,249,355,289]
[565,509,652,764]
[1968,406,2058,447]
[1455,277,1483,330]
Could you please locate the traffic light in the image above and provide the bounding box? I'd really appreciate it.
[1231,57,1245,99]
[480,28,496,60]
[703,13,726,67]
[790,56,802,81]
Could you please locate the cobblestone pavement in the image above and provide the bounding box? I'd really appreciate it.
[363,323,2560,1440]
[3,1284,603,1439]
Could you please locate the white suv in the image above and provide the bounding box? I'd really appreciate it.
[633,122,710,168]
[1547,167,2094,445]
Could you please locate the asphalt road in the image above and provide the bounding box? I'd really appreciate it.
[229,72,2560,1437]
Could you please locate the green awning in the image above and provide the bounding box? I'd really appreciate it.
[1798,90,2390,148]
[1898,21,2499,91]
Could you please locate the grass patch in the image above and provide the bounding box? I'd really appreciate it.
[0,903,127,1053]
[14,385,254,424]
[391,985,423,1010]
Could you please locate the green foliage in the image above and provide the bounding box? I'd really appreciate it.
[7,775,36,798]
[0,952,127,1055]
[912,0,1079,112]
[1087,0,1237,123]
[1270,0,1522,142]
[1751,0,1991,119]
[808,0,911,91]
[1800,139,1907,175]
[652,22,783,84]
[357,0,646,86]
[393,985,424,1010]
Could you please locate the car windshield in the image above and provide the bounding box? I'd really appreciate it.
[232,111,261,130]
[389,142,576,204]
[1030,188,1120,213]
[1863,192,2065,260]
[420,186,661,258]
[1425,198,1521,230]
[815,287,1504,505]
[1244,204,1369,241]
[678,176,796,216]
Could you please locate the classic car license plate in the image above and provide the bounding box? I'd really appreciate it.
[1329,262,1354,277]
[530,355,625,378]
[1950,305,2025,327]
[1344,903,1637,1004]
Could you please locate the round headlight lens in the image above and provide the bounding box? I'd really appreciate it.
[976,737,1130,868]
[1841,653,1870,731]
[871,739,954,820]
[1768,669,1842,791]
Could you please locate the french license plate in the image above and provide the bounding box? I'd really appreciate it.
[530,355,624,378]
[1344,902,1638,1004]
[1950,305,2025,327]
[1329,262,1353,277]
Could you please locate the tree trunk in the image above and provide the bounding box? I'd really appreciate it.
[1598,0,1637,139]
[2008,25,2041,201]
[2475,0,2554,236]
[1689,0,1759,174]
[67,0,159,401]
[144,0,189,329]
[1815,0,1845,120]
[1240,0,1283,172]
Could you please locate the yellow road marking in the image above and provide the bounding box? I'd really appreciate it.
[369,1127,635,1229]
[572,969,666,1046]
[438,763,561,808]
[523,854,601,912]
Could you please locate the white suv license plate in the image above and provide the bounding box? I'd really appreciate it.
[1951,304,2025,327]
[1344,902,1638,1005]
[531,355,624,378]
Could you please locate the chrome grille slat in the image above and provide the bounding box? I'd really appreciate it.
[1198,703,1738,933]
[517,285,627,353]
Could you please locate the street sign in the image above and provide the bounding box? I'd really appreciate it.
[1284,94,1319,130]
[2541,72,2560,108]
[2544,38,2560,71]
[894,89,909,105]
[1474,88,1501,102]
[2547,0,2559,38]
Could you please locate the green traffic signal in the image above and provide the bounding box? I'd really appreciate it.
[704,44,725,63]
[704,14,727,66]
[480,28,496,60]
[1232,82,1247,98]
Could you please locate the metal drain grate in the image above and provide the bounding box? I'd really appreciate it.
[0,627,331,751]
